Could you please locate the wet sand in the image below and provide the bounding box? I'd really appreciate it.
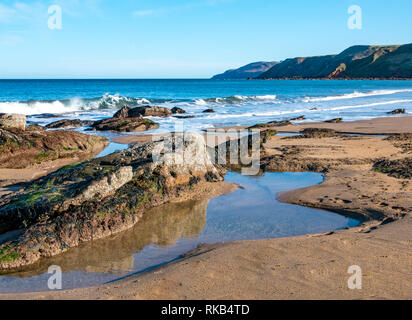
[1,116,411,300]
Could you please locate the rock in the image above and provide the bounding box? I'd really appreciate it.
[91,117,159,132]
[113,106,131,119]
[173,115,196,119]
[0,127,108,169]
[0,133,224,270]
[300,128,341,138]
[249,120,292,129]
[373,158,412,179]
[25,124,45,132]
[310,107,318,111]
[387,108,406,115]
[202,109,215,113]
[45,119,94,129]
[0,113,26,131]
[171,107,186,114]
[290,115,306,121]
[324,118,343,123]
[128,106,172,117]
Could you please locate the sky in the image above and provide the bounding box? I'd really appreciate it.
[0,0,411,78]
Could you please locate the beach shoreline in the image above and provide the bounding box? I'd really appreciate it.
[0,116,411,300]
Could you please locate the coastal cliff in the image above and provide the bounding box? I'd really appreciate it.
[258,44,412,79]
[212,61,278,80]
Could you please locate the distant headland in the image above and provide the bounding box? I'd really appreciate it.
[212,43,412,80]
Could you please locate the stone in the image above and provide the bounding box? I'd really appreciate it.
[128,106,172,117]
[45,119,94,129]
[387,108,406,115]
[0,113,26,131]
[324,118,343,123]
[91,117,159,132]
[171,107,186,114]
[202,109,215,113]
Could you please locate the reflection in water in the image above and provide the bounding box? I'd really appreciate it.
[0,172,360,293]
[8,200,208,277]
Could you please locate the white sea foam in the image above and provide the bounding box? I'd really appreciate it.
[326,99,412,111]
[0,100,80,115]
[302,89,412,103]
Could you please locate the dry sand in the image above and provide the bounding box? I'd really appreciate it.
[1,116,411,300]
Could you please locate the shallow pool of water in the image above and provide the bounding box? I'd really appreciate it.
[0,171,359,293]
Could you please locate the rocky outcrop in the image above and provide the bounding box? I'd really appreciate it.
[324,118,343,123]
[373,158,412,179]
[115,106,172,118]
[202,109,215,113]
[249,120,292,129]
[0,127,108,169]
[171,107,186,114]
[45,119,93,129]
[0,114,26,131]
[387,109,406,115]
[91,117,159,132]
[0,133,225,270]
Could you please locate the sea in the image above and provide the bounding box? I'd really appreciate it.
[0,79,411,132]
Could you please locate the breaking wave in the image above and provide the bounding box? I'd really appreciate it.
[0,94,151,115]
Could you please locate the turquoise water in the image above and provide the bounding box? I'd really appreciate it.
[0,171,359,293]
[0,79,411,132]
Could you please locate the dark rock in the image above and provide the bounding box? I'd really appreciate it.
[324,118,343,123]
[173,115,195,119]
[171,107,186,114]
[300,128,341,138]
[202,109,215,113]
[249,120,292,129]
[113,106,132,119]
[373,158,412,179]
[0,133,224,270]
[387,108,406,115]
[290,115,306,121]
[45,119,93,129]
[91,117,159,132]
[310,107,318,111]
[128,106,172,117]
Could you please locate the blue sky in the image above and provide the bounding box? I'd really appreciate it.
[0,0,411,78]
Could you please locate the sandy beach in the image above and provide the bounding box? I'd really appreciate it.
[0,116,411,300]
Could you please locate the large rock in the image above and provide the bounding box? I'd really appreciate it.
[0,127,108,169]
[114,106,171,118]
[91,117,159,132]
[0,133,224,270]
[171,107,186,114]
[45,119,93,129]
[0,114,26,131]
[113,106,131,119]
